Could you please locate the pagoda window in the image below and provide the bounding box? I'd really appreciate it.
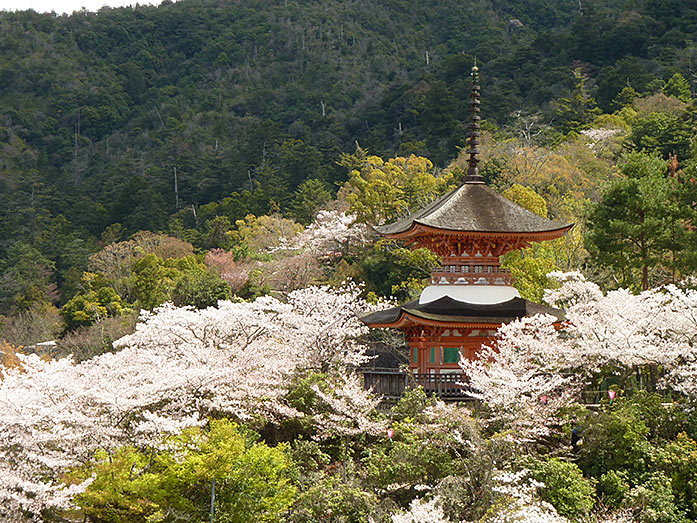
[430,347,438,363]
[443,347,460,363]
[474,265,483,273]
[412,347,418,363]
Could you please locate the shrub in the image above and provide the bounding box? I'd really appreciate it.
[529,458,596,519]
[288,474,387,523]
[624,472,687,523]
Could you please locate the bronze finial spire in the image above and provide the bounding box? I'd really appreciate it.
[463,60,485,184]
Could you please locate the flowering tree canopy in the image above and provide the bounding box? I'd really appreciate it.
[0,285,380,517]
[288,209,370,256]
[462,271,697,434]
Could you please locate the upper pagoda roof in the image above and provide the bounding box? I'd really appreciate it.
[361,295,565,328]
[375,182,573,237]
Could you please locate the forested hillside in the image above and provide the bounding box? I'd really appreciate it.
[6,2,697,521]
[3,0,697,330]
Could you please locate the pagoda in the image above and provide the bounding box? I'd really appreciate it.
[361,65,573,380]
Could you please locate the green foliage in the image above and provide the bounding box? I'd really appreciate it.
[390,386,437,422]
[629,111,695,159]
[290,439,332,473]
[170,259,232,309]
[502,184,548,218]
[130,253,181,310]
[358,240,439,300]
[613,86,640,110]
[230,214,303,255]
[585,151,681,290]
[77,419,296,523]
[363,418,456,491]
[60,286,125,332]
[129,254,231,310]
[289,474,382,523]
[341,151,455,226]
[663,73,691,102]
[202,216,234,250]
[578,399,654,481]
[500,184,574,301]
[502,251,558,302]
[599,470,631,508]
[290,179,332,225]
[625,472,688,523]
[553,68,602,134]
[0,241,56,314]
[529,458,596,519]
[656,433,697,520]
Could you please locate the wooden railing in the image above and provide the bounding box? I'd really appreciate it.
[362,370,472,400]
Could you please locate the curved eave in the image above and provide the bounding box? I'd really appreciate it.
[365,310,566,330]
[383,222,574,243]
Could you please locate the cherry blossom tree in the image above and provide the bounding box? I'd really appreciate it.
[484,470,566,523]
[391,496,450,523]
[204,248,249,292]
[0,285,380,518]
[461,271,697,435]
[289,210,370,256]
[311,373,384,439]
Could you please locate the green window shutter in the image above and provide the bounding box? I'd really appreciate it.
[412,347,418,363]
[443,347,460,363]
[430,347,436,363]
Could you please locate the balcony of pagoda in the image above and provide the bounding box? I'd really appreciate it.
[430,265,512,286]
[362,369,473,400]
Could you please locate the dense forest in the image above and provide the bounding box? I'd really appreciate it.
[4,0,697,330]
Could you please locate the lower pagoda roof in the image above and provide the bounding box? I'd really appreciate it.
[361,296,565,329]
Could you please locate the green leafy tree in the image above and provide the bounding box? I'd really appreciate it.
[340,151,455,226]
[553,68,602,134]
[289,475,381,523]
[60,285,125,332]
[0,241,56,314]
[170,258,232,309]
[529,458,596,519]
[663,73,691,102]
[130,254,232,310]
[77,419,296,523]
[500,185,581,301]
[289,179,332,225]
[656,433,697,520]
[586,152,677,290]
[357,240,440,300]
[130,253,180,310]
[203,215,234,249]
[630,111,695,159]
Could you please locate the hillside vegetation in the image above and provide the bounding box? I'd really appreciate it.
[5,2,697,522]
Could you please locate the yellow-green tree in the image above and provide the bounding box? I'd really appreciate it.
[501,184,584,301]
[340,151,455,226]
[76,420,296,523]
[230,214,303,255]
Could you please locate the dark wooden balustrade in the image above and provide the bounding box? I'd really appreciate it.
[362,370,472,400]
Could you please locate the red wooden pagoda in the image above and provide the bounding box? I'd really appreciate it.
[361,65,572,383]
